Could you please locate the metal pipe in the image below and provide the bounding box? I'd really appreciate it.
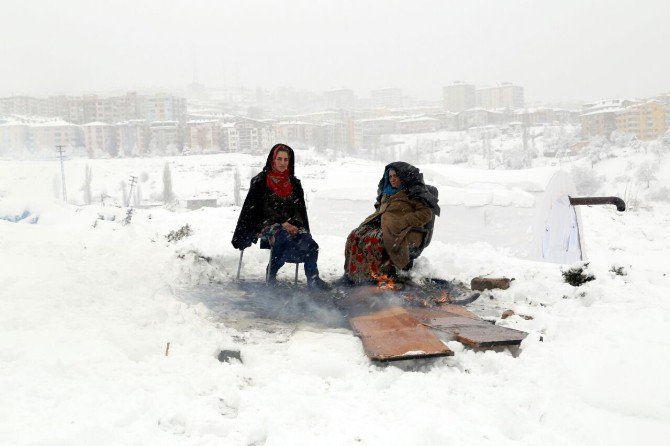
[569,196,626,212]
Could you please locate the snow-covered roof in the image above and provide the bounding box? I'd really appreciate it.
[0,121,28,127]
[30,119,77,128]
[274,120,312,126]
[357,116,402,123]
[581,108,623,117]
[150,120,179,126]
[397,117,440,123]
[82,121,112,126]
[187,119,219,125]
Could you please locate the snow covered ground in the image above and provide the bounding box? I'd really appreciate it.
[1,147,669,445]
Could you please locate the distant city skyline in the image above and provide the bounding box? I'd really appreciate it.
[1,1,668,103]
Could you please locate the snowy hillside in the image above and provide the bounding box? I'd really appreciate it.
[1,147,669,445]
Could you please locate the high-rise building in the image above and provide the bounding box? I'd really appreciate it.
[476,83,524,109]
[443,82,476,112]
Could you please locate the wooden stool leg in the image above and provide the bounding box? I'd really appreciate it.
[294,263,299,285]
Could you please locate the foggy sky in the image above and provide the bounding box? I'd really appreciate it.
[1,0,668,103]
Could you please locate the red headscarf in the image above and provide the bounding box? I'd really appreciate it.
[266,146,293,198]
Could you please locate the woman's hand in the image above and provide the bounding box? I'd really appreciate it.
[282,221,299,236]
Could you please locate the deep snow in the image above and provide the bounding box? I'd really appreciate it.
[1,147,669,445]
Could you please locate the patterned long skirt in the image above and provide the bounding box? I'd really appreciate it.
[344,225,392,283]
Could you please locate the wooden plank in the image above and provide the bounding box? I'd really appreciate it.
[453,324,527,348]
[350,307,454,361]
[407,308,528,348]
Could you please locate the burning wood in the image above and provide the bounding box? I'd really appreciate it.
[434,292,450,304]
[371,272,398,290]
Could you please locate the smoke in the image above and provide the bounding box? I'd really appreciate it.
[177,281,348,331]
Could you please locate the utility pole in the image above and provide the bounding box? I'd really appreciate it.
[56,145,67,203]
[126,175,138,207]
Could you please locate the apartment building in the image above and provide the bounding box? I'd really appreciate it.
[30,120,82,151]
[146,94,187,122]
[187,120,221,152]
[0,96,48,116]
[149,121,182,155]
[234,118,273,154]
[396,117,440,134]
[476,83,524,109]
[0,122,29,153]
[443,82,476,112]
[220,123,239,152]
[430,111,458,130]
[457,108,504,129]
[116,120,149,156]
[273,121,315,145]
[580,99,633,138]
[65,92,143,124]
[312,121,346,149]
[615,100,666,140]
[82,122,117,157]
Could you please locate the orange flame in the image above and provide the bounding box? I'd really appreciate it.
[371,272,398,290]
[434,291,451,305]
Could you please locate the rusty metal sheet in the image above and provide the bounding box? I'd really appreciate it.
[407,309,528,348]
[350,307,453,361]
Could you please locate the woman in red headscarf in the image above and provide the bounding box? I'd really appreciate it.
[232,144,329,289]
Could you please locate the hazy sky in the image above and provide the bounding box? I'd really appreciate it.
[1,0,668,103]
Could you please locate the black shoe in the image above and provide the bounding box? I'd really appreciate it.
[266,264,279,285]
[307,276,331,291]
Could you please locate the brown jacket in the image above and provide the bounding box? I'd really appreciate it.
[361,189,433,269]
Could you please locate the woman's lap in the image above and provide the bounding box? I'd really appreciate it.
[262,225,318,263]
[344,225,391,282]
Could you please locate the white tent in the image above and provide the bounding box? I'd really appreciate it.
[309,163,584,264]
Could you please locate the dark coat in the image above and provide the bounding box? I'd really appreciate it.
[361,191,433,269]
[374,162,440,216]
[358,162,439,269]
[231,144,310,250]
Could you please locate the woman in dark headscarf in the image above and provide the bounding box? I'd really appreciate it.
[232,143,329,289]
[344,162,440,283]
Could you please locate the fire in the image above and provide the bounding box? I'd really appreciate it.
[434,291,451,304]
[371,272,398,290]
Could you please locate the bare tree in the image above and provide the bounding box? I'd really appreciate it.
[636,160,658,189]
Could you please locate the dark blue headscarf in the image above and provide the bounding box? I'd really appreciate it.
[382,168,402,196]
[375,162,440,216]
